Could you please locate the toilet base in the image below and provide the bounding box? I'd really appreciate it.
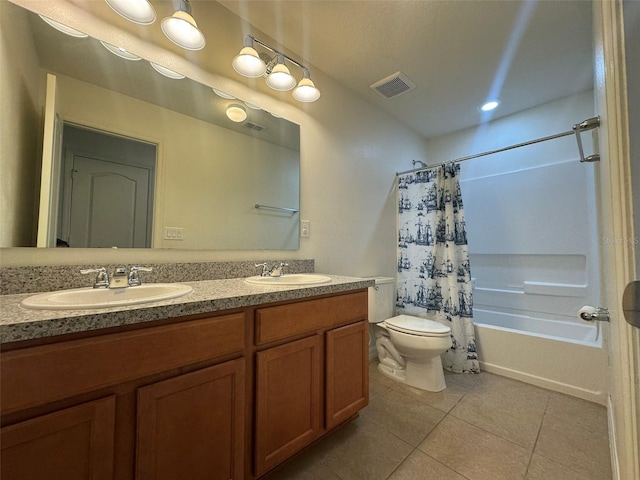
[377,362,407,384]
[377,355,447,392]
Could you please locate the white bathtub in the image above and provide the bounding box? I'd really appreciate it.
[473,309,609,405]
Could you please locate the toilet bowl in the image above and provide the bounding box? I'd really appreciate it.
[368,278,452,392]
[375,315,451,391]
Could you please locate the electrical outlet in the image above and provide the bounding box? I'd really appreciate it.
[300,220,310,238]
[164,227,184,240]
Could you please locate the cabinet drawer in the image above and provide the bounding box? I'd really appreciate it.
[255,291,367,345]
[1,313,245,415]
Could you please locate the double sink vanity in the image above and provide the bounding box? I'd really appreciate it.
[0,262,373,480]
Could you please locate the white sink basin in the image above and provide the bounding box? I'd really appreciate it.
[21,283,193,310]
[244,274,332,286]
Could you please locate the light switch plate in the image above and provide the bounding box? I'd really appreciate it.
[300,220,310,238]
[164,227,184,240]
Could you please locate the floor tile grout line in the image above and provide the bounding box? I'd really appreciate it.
[415,435,477,480]
[523,392,551,478]
[385,377,473,414]
[446,408,541,452]
[445,403,546,453]
[525,392,610,480]
[412,404,524,480]
[373,368,541,453]
[383,446,418,480]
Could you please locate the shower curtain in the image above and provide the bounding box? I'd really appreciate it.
[396,163,479,373]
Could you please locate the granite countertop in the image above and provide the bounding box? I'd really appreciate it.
[0,275,374,344]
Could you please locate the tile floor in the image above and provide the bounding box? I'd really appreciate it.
[264,361,612,480]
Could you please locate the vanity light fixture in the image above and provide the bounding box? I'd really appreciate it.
[104,0,156,25]
[232,37,267,78]
[480,100,500,112]
[150,62,185,79]
[293,70,322,102]
[265,55,296,91]
[161,0,206,51]
[232,35,321,102]
[100,41,142,61]
[39,15,88,38]
[226,104,247,123]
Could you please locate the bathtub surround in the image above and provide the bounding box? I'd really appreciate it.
[417,93,609,405]
[0,259,314,295]
[396,164,478,373]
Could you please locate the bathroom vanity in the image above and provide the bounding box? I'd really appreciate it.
[0,275,371,480]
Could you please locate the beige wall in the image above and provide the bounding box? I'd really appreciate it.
[0,1,42,247]
[1,0,429,279]
[56,74,300,250]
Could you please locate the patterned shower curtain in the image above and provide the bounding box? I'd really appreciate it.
[396,163,480,373]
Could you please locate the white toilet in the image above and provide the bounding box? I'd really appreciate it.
[369,277,452,392]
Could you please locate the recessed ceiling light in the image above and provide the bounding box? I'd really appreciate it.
[480,100,500,112]
[244,102,261,110]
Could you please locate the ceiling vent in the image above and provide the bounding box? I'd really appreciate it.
[243,122,265,132]
[370,71,416,99]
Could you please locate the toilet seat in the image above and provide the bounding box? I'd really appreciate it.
[384,315,451,337]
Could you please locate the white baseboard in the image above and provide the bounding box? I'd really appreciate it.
[479,361,607,405]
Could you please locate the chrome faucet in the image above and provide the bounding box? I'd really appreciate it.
[109,266,129,289]
[128,266,153,286]
[270,262,288,277]
[80,267,110,289]
[255,262,288,277]
[255,263,271,277]
[80,265,153,289]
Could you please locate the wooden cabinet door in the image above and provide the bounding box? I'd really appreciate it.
[1,396,116,480]
[325,320,369,430]
[254,335,322,477]
[136,358,245,480]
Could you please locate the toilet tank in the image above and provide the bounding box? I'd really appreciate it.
[368,277,396,323]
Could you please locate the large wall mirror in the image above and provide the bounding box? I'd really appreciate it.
[3,1,301,250]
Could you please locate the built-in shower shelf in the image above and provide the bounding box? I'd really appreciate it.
[473,281,587,298]
[523,281,587,297]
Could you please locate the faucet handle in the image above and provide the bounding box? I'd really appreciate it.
[128,266,153,287]
[80,267,110,289]
[254,262,271,276]
[80,267,104,275]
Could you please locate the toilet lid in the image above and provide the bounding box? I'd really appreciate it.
[385,315,451,336]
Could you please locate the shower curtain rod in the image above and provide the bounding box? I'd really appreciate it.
[396,116,600,176]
